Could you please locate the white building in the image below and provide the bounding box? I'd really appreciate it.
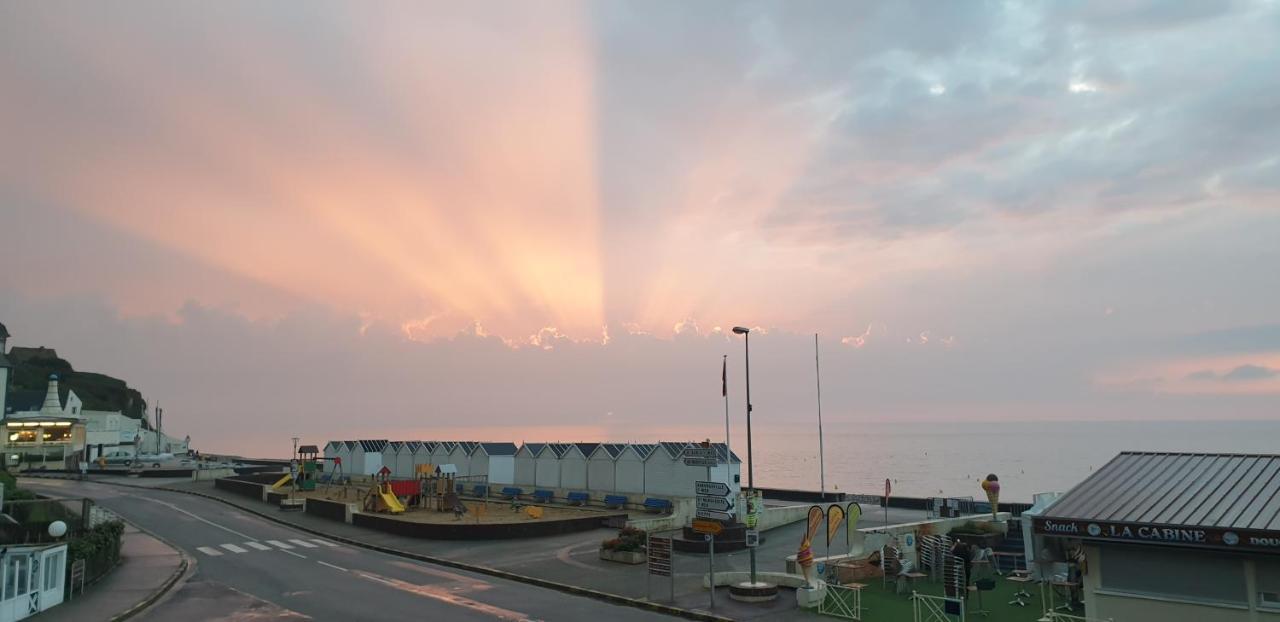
[381,442,405,478]
[448,442,475,477]
[616,443,652,494]
[0,542,67,622]
[559,443,592,491]
[348,440,388,475]
[411,441,437,473]
[535,443,569,489]
[395,441,419,477]
[471,443,517,485]
[586,443,624,492]
[430,442,455,472]
[513,443,542,488]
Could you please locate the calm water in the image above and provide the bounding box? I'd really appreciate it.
[746,419,1280,502]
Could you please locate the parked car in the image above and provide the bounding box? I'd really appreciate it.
[100,451,135,466]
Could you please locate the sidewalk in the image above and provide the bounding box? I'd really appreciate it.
[52,524,187,622]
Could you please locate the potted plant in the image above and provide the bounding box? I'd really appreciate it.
[948,520,1003,549]
[599,526,647,564]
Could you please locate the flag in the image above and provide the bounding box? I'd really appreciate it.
[721,356,727,397]
[826,504,845,549]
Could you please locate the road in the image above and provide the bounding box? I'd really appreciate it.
[25,479,676,622]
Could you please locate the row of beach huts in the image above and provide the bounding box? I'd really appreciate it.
[323,440,741,499]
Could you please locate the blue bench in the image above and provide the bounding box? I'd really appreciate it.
[604,495,628,509]
[456,483,464,493]
[500,487,523,500]
[643,498,673,513]
[472,484,488,497]
[567,491,590,506]
[533,489,554,503]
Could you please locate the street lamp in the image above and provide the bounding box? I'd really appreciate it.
[731,326,758,587]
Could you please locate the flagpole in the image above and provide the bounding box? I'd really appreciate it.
[723,355,731,457]
[815,334,825,498]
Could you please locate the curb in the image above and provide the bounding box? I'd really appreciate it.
[25,475,734,622]
[108,522,190,622]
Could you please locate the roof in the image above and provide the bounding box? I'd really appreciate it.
[455,441,478,455]
[403,441,422,453]
[343,441,356,451]
[630,443,657,459]
[0,321,8,339]
[357,440,388,452]
[5,390,45,414]
[575,443,600,458]
[386,441,404,453]
[437,441,458,452]
[418,441,438,453]
[592,443,627,459]
[659,441,690,460]
[520,443,546,457]
[1036,452,1280,551]
[547,443,572,458]
[479,442,518,456]
[298,445,319,454]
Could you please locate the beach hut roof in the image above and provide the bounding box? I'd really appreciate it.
[521,442,547,456]
[659,441,691,460]
[387,441,404,452]
[358,440,388,452]
[478,442,518,456]
[631,443,658,459]
[592,443,627,459]
[455,441,479,455]
[575,443,600,458]
[343,441,357,451]
[547,443,573,458]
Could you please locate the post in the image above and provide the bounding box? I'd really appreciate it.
[722,355,730,470]
[815,333,825,497]
[708,463,715,610]
[646,530,652,600]
[744,331,756,586]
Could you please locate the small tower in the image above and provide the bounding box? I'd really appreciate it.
[41,373,64,416]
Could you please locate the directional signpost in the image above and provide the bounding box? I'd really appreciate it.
[686,445,729,611]
[692,519,723,535]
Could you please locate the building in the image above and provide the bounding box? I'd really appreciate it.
[1033,451,1280,621]
[470,443,517,485]
[586,443,625,492]
[347,440,388,475]
[0,542,67,621]
[616,443,652,494]
[513,443,543,487]
[2,374,87,466]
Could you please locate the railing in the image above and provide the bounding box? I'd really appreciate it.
[912,592,964,622]
[818,582,862,620]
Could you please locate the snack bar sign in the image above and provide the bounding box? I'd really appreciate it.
[1033,517,1280,553]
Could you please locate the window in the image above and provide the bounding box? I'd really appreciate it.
[4,555,15,600]
[14,555,28,596]
[42,552,61,592]
[1099,544,1247,605]
[1259,560,1280,611]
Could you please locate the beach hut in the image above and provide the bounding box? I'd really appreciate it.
[616,444,652,494]
[350,440,388,476]
[322,441,342,463]
[412,441,437,474]
[382,441,405,477]
[430,441,455,470]
[536,443,570,489]
[642,442,688,497]
[514,443,544,487]
[472,443,518,485]
[449,441,477,477]
[711,443,743,497]
[396,441,420,478]
[586,444,624,493]
[561,443,595,490]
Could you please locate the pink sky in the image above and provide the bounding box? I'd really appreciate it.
[1,2,1277,455]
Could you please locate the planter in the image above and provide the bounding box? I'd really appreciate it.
[598,548,646,564]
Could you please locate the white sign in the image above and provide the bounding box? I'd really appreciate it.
[695,481,731,496]
[683,457,718,467]
[696,508,734,521]
[696,496,734,512]
[683,447,717,459]
[745,529,759,547]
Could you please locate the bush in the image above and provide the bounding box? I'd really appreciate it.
[67,520,125,586]
[601,526,646,552]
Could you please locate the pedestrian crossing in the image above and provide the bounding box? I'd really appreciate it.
[196,538,339,556]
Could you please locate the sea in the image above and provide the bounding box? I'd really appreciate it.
[746,419,1280,503]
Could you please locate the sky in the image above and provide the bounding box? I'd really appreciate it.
[1,1,1277,457]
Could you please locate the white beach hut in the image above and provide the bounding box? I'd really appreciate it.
[449,441,476,477]
[473,442,518,485]
[322,441,342,463]
[430,441,454,468]
[616,443,652,494]
[411,441,437,474]
[514,443,543,487]
[561,443,595,491]
[586,443,623,493]
[396,441,420,478]
[535,443,569,489]
[350,440,388,476]
[382,441,405,477]
[643,442,688,497]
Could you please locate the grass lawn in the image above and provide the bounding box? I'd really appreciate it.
[821,573,1077,622]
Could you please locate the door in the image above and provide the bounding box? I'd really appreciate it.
[39,549,64,611]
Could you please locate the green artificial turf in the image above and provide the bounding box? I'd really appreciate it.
[819,573,1077,622]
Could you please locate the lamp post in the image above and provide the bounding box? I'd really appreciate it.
[731,326,757,586]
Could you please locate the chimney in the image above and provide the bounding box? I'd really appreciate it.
[41,374,64,416]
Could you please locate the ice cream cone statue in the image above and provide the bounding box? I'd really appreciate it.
[798,506,826,585]
[981,473,1000,521]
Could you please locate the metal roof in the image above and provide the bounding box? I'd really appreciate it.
[1044,451,1280,531]
[455,441,478,455]
[593,443,626,459]
[520,443,546,457]
[357,440,388,452]
[418,441,438,453]
[478,442,518,456]
[659,441,690,460]
[403,441,422,452]
[575,443,600,458]
[343,441,357,451]
[386,441,404,452]
[298,445,319,454]
[547,443,572,458]
[630,443,657,459]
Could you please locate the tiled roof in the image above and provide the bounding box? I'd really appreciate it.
[1044,451,1280,531]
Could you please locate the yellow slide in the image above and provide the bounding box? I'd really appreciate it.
[271,474,292,490]
[379,489,406,514]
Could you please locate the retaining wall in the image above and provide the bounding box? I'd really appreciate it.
[214,477,265,500]
[304,497,350,522]
[351,511,619,540]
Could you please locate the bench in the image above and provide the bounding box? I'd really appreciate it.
[455,483,464,493]
[472,484,488,497]
[604,495,628,509]
[500,487,523,500]
[643,498,673,513]
[533,489,555,504]
[567,491,590,506]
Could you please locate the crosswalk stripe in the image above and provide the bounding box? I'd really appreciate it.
[289,539,318,548]
[245,541,272,551]
[220,544,249,554]
[311,539,339,547]
[196,546,223,557]
[266,540,294,550]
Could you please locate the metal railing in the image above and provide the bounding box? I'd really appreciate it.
[818,582,862,620]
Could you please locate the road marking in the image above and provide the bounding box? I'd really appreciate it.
[281,549,308,560]
[310,539,338,547]
[132,494,255,540]
[266,540,294,549]
[317,560,348,572]
[220,543,249,554]
[245,541,272,551]
[388,561,493,592]
[353,570,530,620]
[289,539,318,548]
[196,546,224,557]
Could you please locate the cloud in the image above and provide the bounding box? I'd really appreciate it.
[1185,364,1279,382]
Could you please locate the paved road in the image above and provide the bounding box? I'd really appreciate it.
[26,479,675,622]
